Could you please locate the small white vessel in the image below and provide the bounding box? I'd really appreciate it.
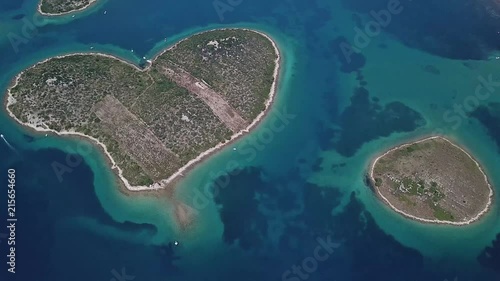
[173,241,179,246]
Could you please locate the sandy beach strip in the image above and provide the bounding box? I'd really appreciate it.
[3,28,282,194]
[368,135,495,226]
[38,0,98,16]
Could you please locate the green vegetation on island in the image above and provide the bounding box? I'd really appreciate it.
[39,0,95,15]
[158,29,276,120]
[369,136,493,224]
[7,29,278,187]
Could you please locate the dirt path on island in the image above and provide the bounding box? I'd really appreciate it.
[93,95,181,181]
[161,63,248,133]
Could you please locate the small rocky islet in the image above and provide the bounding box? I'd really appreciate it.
[368,136,493,225]
[39,0,96,15]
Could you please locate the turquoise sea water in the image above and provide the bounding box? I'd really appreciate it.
[1,0,500,280]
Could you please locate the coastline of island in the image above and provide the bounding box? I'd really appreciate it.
[367,135,495,226]
[37,0,98,16]
[3,28,282,195]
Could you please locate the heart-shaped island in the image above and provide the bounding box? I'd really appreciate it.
[6,28,280,192]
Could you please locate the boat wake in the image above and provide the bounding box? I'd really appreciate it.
[0,134,18,154]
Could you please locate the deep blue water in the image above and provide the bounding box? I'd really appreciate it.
[1,0,500,281]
